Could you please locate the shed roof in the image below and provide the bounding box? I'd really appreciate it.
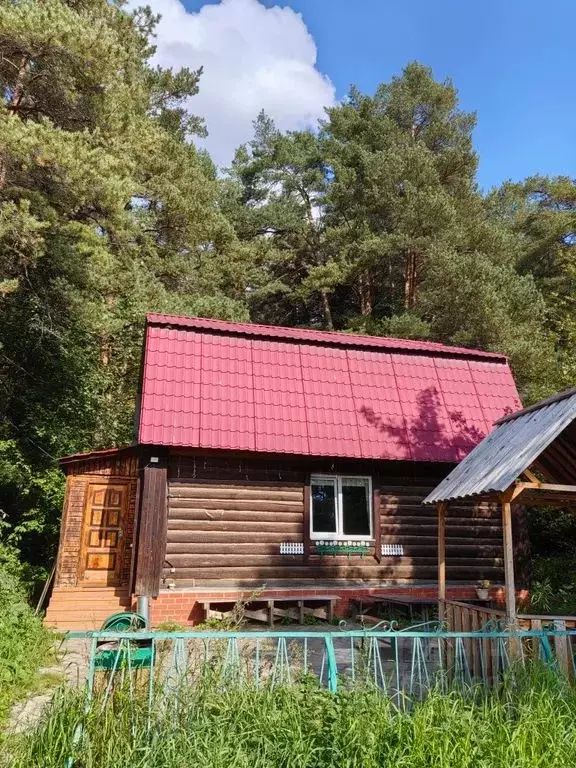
[138,314,522,462]
[424,388,576,503]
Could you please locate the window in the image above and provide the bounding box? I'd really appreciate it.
[310,475,372,540]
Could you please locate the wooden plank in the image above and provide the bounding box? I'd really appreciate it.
[168,509,302,524]
[167,520,303,534]
[128,474,142,596]
[167,531,302,544]
[521,468,540,483]
[501,498,517,626]
[160,457,504,586]
[460,605,475,676]
[243,608,271,623]
[166,542,303,555]
[170,466,305,484]
[529,618,542,661]
[152,553,506,568]
[381,520,503,532]
[168,564,505,580]
[533,483,576,493]
[166,526,501,548]
[381,508,500,521]
[170,478,303,489]
[167,555,307,567]
[470,609,480,678]
[373,481,382,563]
[553,620,572,679]
[169,487,303,501]
[134,456,168,597]
[437,502,446,615]
[303,474,311,560]
[169,499,304,513]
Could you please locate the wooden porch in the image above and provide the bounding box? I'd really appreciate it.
[429,388,576,677]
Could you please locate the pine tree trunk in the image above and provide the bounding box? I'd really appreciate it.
[8,55,29,115]
[358,270,372,316]
[0,54,30,192]
[321,290,334,330]
[404,249,418,310]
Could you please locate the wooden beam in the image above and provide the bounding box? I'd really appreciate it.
[134,454,168,597]
[536,483,576,493]
[303,474,311,561]
[520,468,540,484]
[373,478,382,563]
[437,502,447,620]
[509,481,535,502]
[511,481,576,506]
[500,495,517,627]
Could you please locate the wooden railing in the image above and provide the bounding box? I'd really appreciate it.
[443,601,508,682]
[444,600,576,679]
[518,614,576,630]
[444,600,506,632]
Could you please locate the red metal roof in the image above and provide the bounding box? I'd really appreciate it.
[138,314,522,462]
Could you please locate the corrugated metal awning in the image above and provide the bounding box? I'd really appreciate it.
[424,388,576,504]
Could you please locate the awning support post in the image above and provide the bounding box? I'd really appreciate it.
[501,495,517,627]
[437,502,447,622]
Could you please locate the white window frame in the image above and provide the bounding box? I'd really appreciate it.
[309,474,373,541]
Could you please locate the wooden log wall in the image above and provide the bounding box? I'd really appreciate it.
[164,454,505,588]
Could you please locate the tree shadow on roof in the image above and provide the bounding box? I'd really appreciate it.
[359,386,488,462]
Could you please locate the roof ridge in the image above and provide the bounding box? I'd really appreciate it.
[146,313,507,362]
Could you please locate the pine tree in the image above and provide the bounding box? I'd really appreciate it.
[228,64,555,397]
[0,0,248,568]
[487,176,576,389]
[221,112,332,327]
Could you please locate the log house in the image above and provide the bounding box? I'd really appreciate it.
[45,314,524,629]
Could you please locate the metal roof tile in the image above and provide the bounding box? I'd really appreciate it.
[138,314,522,461]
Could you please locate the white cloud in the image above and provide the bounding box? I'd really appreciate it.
[139,0,336,167]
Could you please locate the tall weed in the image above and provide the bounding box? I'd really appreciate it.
[0,544,54,724]
[6,665,576,767]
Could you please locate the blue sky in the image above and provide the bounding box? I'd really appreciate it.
[157,0,575,191]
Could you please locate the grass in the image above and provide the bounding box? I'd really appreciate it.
[5,666,576,767]
[0,545,55,726]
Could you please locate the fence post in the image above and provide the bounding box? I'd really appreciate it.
[325,635,338,693]
[553,620,572,679]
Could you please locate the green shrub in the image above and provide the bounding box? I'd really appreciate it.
[0,543,54,725]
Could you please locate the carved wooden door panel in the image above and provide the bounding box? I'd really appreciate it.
[80,483,128,586]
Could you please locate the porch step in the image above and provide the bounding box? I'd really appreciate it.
[45,588,132,631]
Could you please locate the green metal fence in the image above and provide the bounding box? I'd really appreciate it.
[68,623,576,707]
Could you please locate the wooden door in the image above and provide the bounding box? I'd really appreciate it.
[80,483,128,586]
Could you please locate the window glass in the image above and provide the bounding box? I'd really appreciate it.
[341,477,370,536]
[311,479,337,533]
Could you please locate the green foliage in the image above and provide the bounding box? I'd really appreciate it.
[0,0,249,574]
[225,63,556,400]
[0,541,54,725]
[0,1,572,586]
[7,667,576,767]
[529,556,576,615]
[486,175,576,392]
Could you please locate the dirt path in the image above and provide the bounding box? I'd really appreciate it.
[7,638,91,733]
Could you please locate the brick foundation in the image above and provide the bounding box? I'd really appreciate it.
[148,585,509,627]
[45,584,524,631]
